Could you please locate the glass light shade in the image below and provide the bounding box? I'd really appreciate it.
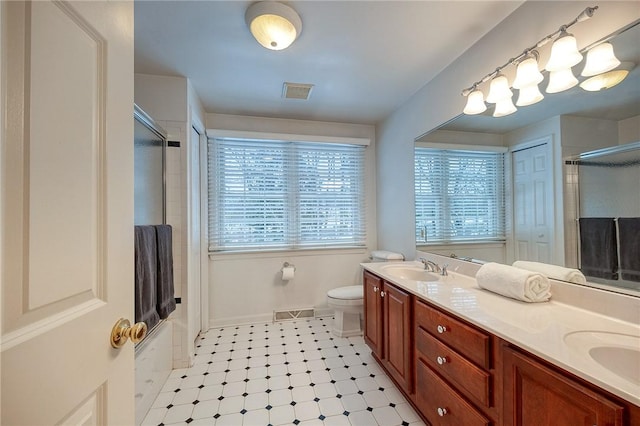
[546,68,578,93]
[493,97,517,117]
[545,32,583,71]
[486,74,512,103]
[463,90,487,115]
[513,56,543,89]
[579,69,630,91]
[516,84,544,106]
[245,2,302,51]
[581,42,621,77]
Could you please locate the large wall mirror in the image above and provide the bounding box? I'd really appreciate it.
[415,21,640,297]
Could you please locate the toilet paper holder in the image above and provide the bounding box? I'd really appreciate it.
[281,261,296,272]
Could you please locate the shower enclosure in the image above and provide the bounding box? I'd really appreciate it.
[569,141,640,294]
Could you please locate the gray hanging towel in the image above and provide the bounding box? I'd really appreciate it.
[617,218,640,282]
[579,218,618,280]
[155,224,176,319]
[135,225,160,331]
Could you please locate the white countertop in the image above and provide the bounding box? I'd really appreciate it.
[361,260,640,406]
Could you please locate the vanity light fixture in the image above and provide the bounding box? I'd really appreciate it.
[544,29,583,72]
[462,87,487,115]
[516,84,544,107]
[494,97,518,118]
[245,1,302,51]
[461,6,599,116]
[579,62,634,91]
[546,68,579,93]
[486,73,517,117]
[513,51,545,107]
[581,42,621,77]
[512,52,544,90]
[486,73,513,104]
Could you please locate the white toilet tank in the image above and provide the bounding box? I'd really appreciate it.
[370,250,404,262]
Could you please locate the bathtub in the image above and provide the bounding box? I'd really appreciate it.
[135,321,173,425]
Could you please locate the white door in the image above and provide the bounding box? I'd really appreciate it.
[1,1,135,425]
[512,141,554,263]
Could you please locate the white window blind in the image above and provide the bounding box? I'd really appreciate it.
[209,138,366,251]
[415,147,505,243]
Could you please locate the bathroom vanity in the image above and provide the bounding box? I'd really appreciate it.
[361,259,640,426]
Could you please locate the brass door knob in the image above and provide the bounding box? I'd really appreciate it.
[110,318,147,348]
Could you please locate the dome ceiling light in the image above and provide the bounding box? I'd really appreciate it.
[245,2,302,51]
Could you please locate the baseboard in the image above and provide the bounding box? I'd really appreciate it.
[208,307,335,330]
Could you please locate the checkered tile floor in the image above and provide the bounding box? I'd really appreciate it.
[142,317,425,426]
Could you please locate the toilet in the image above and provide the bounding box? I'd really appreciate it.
[327,250,404,338]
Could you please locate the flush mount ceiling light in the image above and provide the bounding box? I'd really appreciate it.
[245,1,302,51]
[461,6,599,116]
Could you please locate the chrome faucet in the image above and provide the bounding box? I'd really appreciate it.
[419,258,448,276]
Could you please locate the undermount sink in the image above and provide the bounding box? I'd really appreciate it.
[379,263,441,282]
[563,331,640,385]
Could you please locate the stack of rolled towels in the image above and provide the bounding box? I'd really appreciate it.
[512,260,586,284]
[476,262,551,303]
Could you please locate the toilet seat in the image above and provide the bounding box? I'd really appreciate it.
[327,285,362,300]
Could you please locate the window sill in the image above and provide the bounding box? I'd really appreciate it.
[416,241,505,249]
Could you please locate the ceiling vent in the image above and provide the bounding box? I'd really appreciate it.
[282,82,314,100]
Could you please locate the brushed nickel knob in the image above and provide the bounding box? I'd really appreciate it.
[437,356,448,365]
[437,325,448,334]
[437,407,448,416]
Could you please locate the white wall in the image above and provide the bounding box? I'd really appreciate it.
[619,115,640,145]
[205,113,378,327]
[375,1,640,263]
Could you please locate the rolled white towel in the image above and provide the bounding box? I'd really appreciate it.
[513,260,586,285]
[476,262,551,303]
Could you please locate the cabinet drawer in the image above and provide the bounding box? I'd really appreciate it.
[416,326,491,406]
[415,299,490,369]
[416,357,490,426]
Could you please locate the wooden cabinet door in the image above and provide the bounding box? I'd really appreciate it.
[383,282,413,393]
[363,271,383,359]
[503,347,624,426]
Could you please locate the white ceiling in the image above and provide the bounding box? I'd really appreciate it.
[134,1,524,124]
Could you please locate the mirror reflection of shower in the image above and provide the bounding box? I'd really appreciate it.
[571,141,640,293]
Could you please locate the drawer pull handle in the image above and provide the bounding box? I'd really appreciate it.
[380,291,385,298]
[436,356,448,365]
[437,325,448,334]
[437,407,448,417]
[373,286,378,292]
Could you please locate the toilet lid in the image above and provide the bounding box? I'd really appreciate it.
[328,285,363,300]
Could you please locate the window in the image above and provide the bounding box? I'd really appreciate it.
[414,147,505,243]
[208,137,366,251]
